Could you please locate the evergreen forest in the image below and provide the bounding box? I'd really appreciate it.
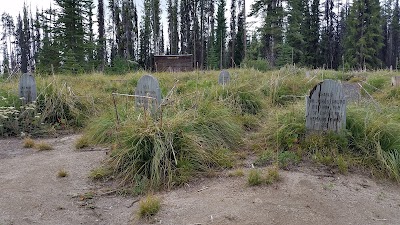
[1,0,400,75]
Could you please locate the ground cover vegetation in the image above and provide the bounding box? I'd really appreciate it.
[1,68,399,192]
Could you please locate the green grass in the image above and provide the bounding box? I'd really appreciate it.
[2,68,400,189]
[248,169,263,186]
[138,194,161,219]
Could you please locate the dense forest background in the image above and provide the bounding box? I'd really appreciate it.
[1,0,400,75]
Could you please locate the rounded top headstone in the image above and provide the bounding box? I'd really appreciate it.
[18,73,37,105]
[135,74,162,110]
[306,79,346,132]
[218,70,230,85]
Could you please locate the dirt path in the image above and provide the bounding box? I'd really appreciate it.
[1,135,400,225]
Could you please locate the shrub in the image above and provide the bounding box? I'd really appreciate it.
[241,59,270,72]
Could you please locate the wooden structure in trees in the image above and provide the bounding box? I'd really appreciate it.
[153,55,193,72]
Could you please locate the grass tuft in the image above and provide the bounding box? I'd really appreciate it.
[248,169,263,186]
[23,138,35,148]
[35,141,53,151]
[228,169,245,177]
[89,166,114,180]
[138,194,161,219]
[265,167,281,184]
[75,136,90,149]
[57,169,68,178]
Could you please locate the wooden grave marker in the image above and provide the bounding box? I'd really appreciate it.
[218,70,230,85]
[342,82,361,104]
[392,76,400,86]
[135,74,162,111]
[18,73,37,105]
[306,79,346,132]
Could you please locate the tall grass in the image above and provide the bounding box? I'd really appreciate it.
[87,98,243,189]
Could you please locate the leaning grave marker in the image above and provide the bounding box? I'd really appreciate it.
[342,82,361,104]
[392,76,400,86]
[18,73,37,105]
[135,74,162,111]
[306,79,346,132]
[218,70,230,85]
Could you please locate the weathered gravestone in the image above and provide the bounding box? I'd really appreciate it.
[306,71,311,78]
[306,79,346,132]
[218,70,230,85]
[135,74,162,111]
[392,76,400,86]
[342,82,361,103]
[18,73,37,105]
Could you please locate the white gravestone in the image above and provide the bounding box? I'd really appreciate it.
[18,73,37,105]
[306,79,346,132]
[135,74,162,111]
[218,70,230,85]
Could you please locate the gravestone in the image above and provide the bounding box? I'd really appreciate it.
[306,71,310,78]
[135,74,162,111]
[392,76,400,86]
[218,70,230,85]
[18,73,37,105]
[342,82,361,103]
[306,79,346,132]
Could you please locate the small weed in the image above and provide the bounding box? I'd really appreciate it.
[89,166,113,180]
[254,150,274,166]
[336,155,348,174]
[57,169,68,178]
[138,194,161,219]
[278,151,300,169]
[23,138,35,148]
[265,167,280,184]
[35,141,53,151]
[79,191,96,201]
[75,136,90,149]
[248,169,263,186]
[323,182,335,190]
[228,169,245,177]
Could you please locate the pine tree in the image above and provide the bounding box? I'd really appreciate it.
[286,0,305,65]
[215,0,227,69]
[167,0,179,54]
[1,13,15,76]
[234,0,245,66]
[392,0,400,68]
[250,0,284,66]
[345,0,384,69]
[139,0,152,69]
[97,0,106,71]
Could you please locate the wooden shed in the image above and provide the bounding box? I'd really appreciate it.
[153,54,193,72]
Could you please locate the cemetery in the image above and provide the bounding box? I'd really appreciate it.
[1,68,400,224]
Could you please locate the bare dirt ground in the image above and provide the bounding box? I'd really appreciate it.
[1,135,400,225]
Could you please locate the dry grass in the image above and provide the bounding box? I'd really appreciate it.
[57,169,68,178]
[138,194,161,219]
[35,141,53,151]
[23,138,35,148]
[75,136,90,149]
